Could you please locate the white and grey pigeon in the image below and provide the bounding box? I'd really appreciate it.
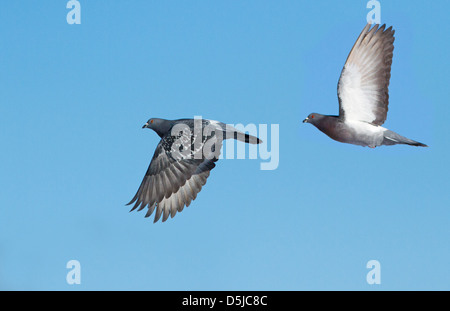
[303,23,427,148]
[127,118,262,223]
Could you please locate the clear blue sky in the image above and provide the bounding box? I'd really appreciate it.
[0,1,449,290]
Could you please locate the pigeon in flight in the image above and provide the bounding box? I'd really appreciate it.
[303,23,427,148]
[127,118,262,223]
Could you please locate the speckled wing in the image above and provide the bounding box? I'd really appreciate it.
[337,23,395,126]
[127,125,221,223]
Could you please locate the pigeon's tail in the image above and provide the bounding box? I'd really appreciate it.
[233,132,262,144]
[383,130,428,147]
[222,125,262,144]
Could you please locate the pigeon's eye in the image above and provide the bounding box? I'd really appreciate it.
[150,119,154,124]
[310,115,315,119]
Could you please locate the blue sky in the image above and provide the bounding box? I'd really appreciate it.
[0,1,449,290]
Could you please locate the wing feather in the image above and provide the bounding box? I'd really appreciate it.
[337,23,395,126]
[127,125,221,222]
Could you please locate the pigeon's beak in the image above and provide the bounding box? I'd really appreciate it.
[142,122,149,129]
[303,118,309,123]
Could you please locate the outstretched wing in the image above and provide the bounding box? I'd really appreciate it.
[127,124,222,223]
[337,23,395,126]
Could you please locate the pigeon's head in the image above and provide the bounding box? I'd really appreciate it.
[143,118,162,129]
[142,118,172,137]
[303,113,324,125]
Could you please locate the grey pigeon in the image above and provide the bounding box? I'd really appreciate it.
[303,23,427,148]
[127,118,262,223]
